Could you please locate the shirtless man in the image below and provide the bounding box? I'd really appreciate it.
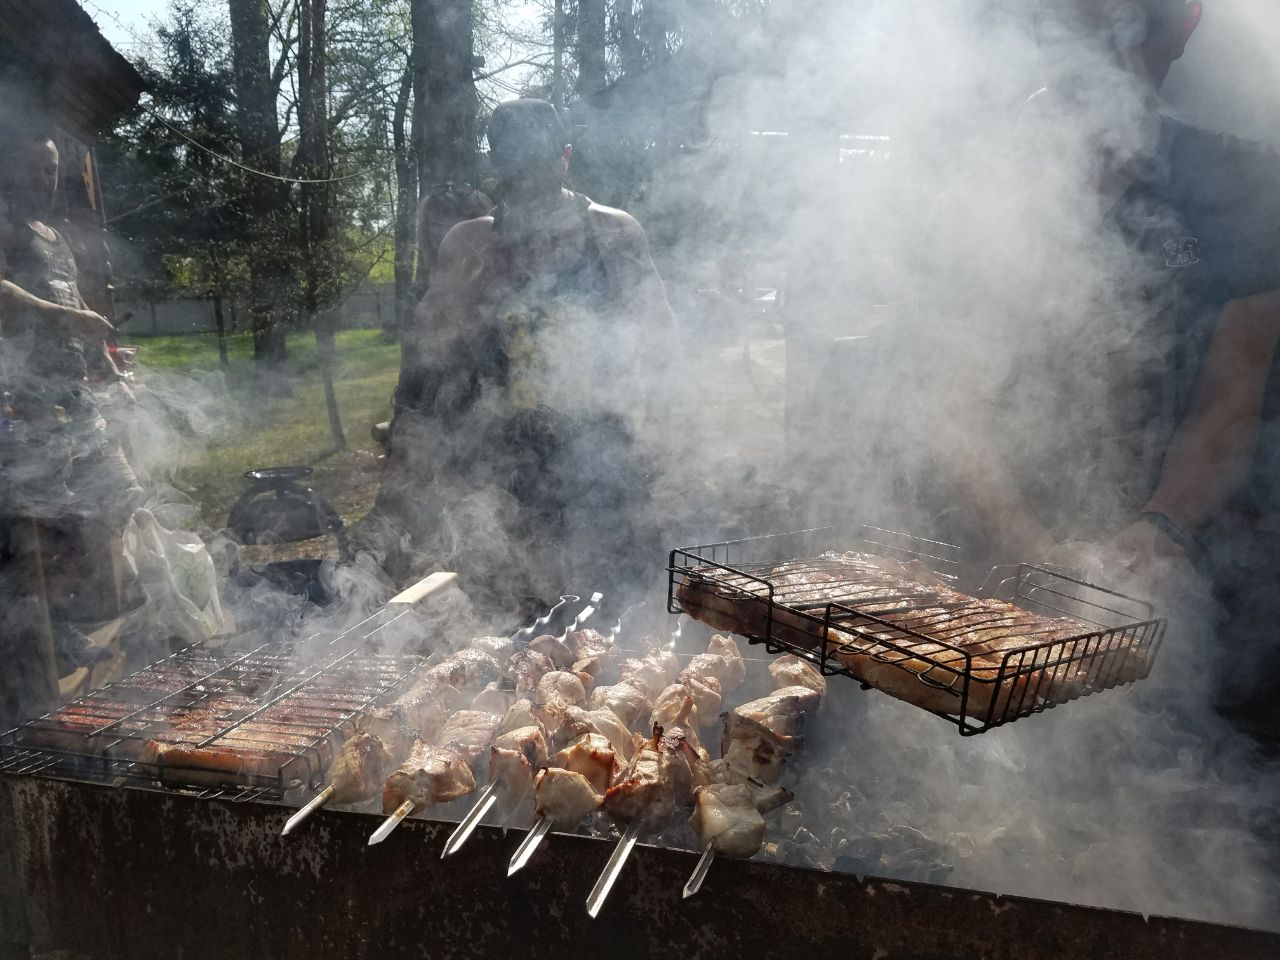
[364,99,676,614]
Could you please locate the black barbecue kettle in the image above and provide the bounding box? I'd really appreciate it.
[225,466,343,605]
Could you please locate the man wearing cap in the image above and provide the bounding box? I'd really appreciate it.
[369,98,675,615]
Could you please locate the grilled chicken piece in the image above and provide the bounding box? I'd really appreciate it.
[602,722,709,829]
[388,689,451,741]
[554,705,636,761]
[528,634,576,670]
[330,731,395,804]
[535,671,587,709]
[470,682,515,715]
[469,635,516,663]
[505,649,556,695]
[618,655,677,698]
[382,741,476,814]
[588,682,651,728]
[551,733,619,795]
[446,648,503,689]
[488,725,549,788]
[496,698,542,736]
[708,635,747,692]
[568,628,615,667]
[653,684,701,731]
[684,653,732,690]
[572,655,605,687]
[673,670,723,724]
[438,710,504,766]
[690,784,766,858]
[720,686,821,784]
[768,655,827,697]
[533,767,603,823]
[355,705,415,759]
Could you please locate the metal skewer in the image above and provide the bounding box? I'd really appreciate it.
[586,820,642,918]
[441,782,500,858]
[683,842,715,899]
[281,784,335,836]
[507,815,554,876]
[442,590,605,860]
[514,595,577,644]
[368,799,414,845]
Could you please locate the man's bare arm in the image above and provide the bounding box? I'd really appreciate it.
[590,206,678,429]
[0,279,114,337]
[1143,288,1280,533]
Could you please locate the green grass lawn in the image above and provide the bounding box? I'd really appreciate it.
[135,329,400,531]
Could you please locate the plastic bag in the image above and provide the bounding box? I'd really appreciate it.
[121,507,227,646]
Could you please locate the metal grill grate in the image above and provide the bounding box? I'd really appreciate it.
[0,641,427,800]
[668,526,1165,734]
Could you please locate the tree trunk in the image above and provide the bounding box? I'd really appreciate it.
[411,0,479,187]
[227,0,289,378]
[576,0,607,98]
[616,0,644,79]
[391,66,417,343]
[298,0,346,450]
[213,293,230,369]
[552,0,565,109]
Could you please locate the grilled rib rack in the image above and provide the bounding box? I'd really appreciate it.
[668,526,1166,735]
[0,641,425,801]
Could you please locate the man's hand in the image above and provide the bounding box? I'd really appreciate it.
[63,307,115,338]
[1108,517,1186,574]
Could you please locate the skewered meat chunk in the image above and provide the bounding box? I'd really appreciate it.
[554,706,636,761]
[568,628,615,667]
[496,698,542,736]
[488,725,549,787]
[533,767,603,824]
[469,636,515,662]
[653,684,700,730]
[550,733,619,795]
[708,635,746,692]
[329,731,395,804]
[535,671,587,710]
[470,682,515,715]
[444,649,502,689]
[603,722,709,829]
[355,705,415,759]
[437,710,504,765]
[528,634,576,670]
[684,653,736,694]
[690,784,766,859]
[382,742,476,814]
[572,655,604,686]
[616,656,674,698]
[588,682,651,728]
[673,670,723,723]
[720,687,821,784]
[768,655,827,698]
[602,728,673,829]
[504,649,556,695]
[388,690,451,741]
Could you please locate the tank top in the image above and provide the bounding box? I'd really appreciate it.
[486,192,642,425]
[2,222,94,419]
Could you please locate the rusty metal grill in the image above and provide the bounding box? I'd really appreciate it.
[0,641,426,800]
[668,526,1166,734]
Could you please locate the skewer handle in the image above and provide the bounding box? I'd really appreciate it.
[389,571,459,605]
[586,821,642,918]
[441,782,499,858]
[507,816,554,876]
[368,799,415,846]
[683,843,715,899]
[281,784,335,837]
